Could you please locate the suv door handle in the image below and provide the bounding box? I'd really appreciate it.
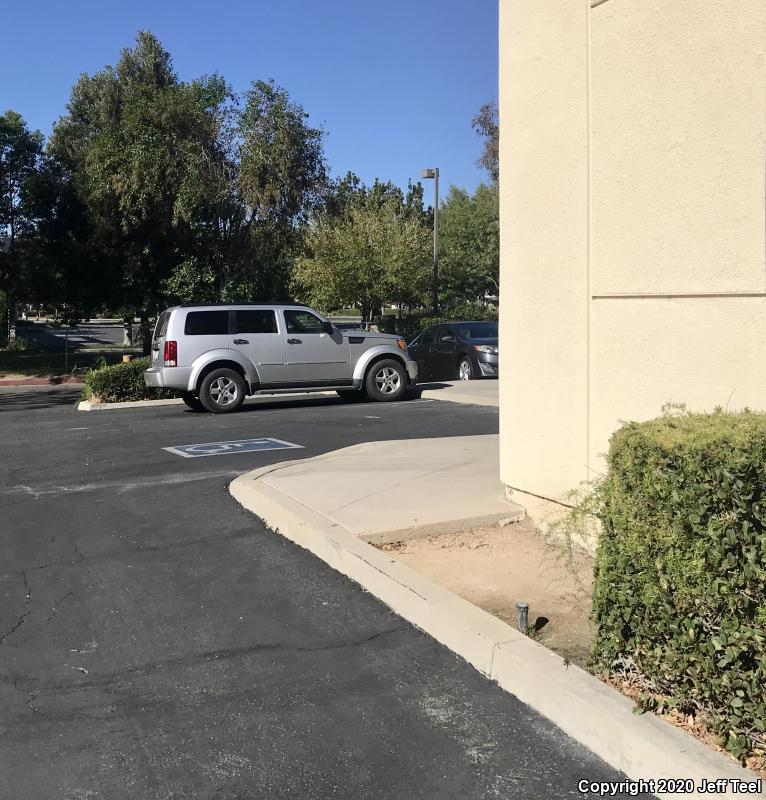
[287,338,302,344]
[232,338,249,345]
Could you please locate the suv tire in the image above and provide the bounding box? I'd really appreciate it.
[365,359,406,402]
[199,368,246,413]
[336,389,366,402]
[181,392,207,412]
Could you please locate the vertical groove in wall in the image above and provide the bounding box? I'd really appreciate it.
[585,0,592,474]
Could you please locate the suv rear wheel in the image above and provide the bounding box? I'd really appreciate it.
[181,392,207,412]
[365,359,406,402]
[199,368,246,413]
[336,389,366,402]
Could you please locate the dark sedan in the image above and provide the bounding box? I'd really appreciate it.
[408,320,498,381]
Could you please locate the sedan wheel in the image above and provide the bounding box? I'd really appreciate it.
[458,357,473,381]
[365,359,406,402]
[199,368,246,413]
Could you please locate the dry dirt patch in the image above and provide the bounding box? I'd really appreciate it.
[376,518,594,667]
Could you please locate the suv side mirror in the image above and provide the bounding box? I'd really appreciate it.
[322,321,334,335]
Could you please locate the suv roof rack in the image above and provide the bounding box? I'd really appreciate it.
[178,301,310,308]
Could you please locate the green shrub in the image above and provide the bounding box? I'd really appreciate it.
[83,357,180,403]
[591,410,766,761]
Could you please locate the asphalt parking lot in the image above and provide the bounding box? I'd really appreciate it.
[0,387,640,799]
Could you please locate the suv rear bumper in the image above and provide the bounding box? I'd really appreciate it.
[144,366,193,390]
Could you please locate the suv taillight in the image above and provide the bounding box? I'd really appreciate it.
[164,340,177,367]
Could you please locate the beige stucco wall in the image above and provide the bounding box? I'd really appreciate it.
[499,0,590,499]
[499,0,766,501]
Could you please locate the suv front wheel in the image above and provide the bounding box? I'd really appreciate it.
[365,359,407,402]
[199,368,246,413]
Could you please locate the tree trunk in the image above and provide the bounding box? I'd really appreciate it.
[7,297,17,347]
[139,312,151,356]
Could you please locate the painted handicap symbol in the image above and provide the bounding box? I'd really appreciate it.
[163,437,304,458]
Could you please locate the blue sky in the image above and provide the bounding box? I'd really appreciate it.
[2,0,498,193]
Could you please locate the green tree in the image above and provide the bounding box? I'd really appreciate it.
[293,186,431,322]
[0,110,43,342]
[48,31,227,327]
[472,101,499,183]
[438,183,499,306]
[21,156,103,315]
[162,77,328,305]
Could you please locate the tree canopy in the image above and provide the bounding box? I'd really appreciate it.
[293,177,431,321]
[472,101,499,183]
[439,182,499,306]
[2,31,500,342]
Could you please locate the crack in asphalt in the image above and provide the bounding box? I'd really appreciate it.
[10,678,39,714]
[2,626,409,699]
[0,571,31,648]
[0,527,260,579]
[2,470,249,503]
[46,591,74,622]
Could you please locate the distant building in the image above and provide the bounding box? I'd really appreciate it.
[499,1,765,510]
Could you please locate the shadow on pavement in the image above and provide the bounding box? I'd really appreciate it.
[413,382,452,391]
[0,386,81,412]
[179,390,427,415]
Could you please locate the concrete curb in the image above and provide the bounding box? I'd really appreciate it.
[78,398,184,411]
[230,460,763,799]
[418,385,499,408]
[78,391,341,412]
[358,506,525,544]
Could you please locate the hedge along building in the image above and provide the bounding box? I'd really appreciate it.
[498,0,766,512]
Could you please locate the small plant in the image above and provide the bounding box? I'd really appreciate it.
[83,357,181,403]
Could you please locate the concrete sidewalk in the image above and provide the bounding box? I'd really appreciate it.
[230,433,761,797]
[236,434,522,543]
[418,379,498,407]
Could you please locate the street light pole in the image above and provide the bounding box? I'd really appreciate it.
[421,167,440,314]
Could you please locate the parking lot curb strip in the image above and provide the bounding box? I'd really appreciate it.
[77,391,342,411]
[419,389,499,408]
[77,398,184,411]
[229,463,763,800]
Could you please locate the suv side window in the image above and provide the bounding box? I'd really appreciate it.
[154,311,170,339]
[236,309,277,334]
[284,309,325,334]
[184,310,230,336]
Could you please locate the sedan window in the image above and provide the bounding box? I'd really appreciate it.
[454,322,498,339]
[421,327,436,345]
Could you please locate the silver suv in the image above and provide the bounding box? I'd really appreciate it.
[143,303,418,413]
